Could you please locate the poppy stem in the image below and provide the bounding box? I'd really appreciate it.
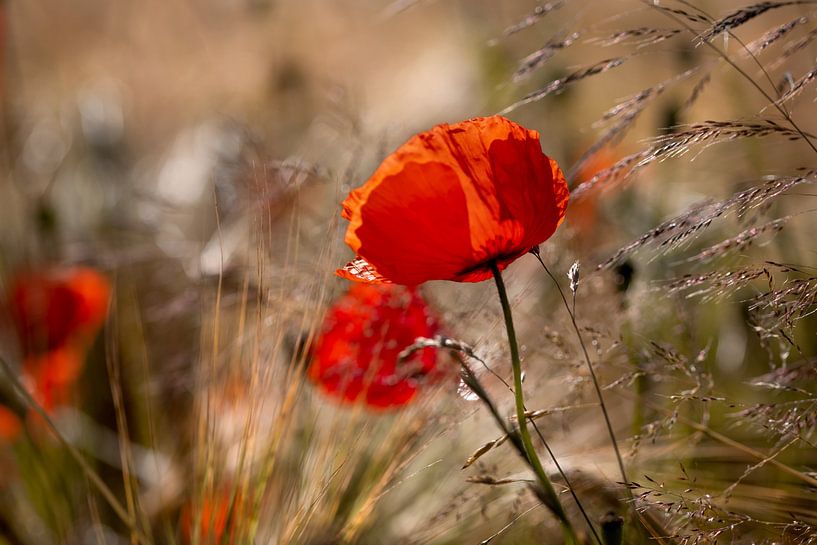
[490,263,577,544]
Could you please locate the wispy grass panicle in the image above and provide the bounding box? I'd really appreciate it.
[697,1,810,43]
[652,4,711,25]
[590,27,682,48]
[598,170,814,269]
[749,273,817,336]
[513,33,580,82]
[744,15,809,54]
[680,73,712,111]
[501,57,628,114]
[501,1,566,38]
[599,200,724,269]
[569,69,698,183]
[686,217,789,262]
[647,119,809,161]
[771,26,817,68]
[663,266,767,299]
[773,64,817,107]
[571,149,650,198]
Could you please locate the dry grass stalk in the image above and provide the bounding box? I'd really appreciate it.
[501,57,627,114]
[591,27,682,47]
[513,33,580,82]
[698,1,810,43]
[744,15,808,54]
[687,217,789,263]
[502,1,566,37]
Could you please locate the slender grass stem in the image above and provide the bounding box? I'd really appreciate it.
[532,252,671,545]
[533,255,629,486]
[0,358,151,545]
[637,396,817,489]
[459,359,601,545]
[529,419,603,545]
[490,262,577,545]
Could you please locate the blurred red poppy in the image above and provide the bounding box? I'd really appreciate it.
[4,266,110,421]
[9,267,110,355]
[0,406,21,443]
[23,345,84,412]
[181,489,238,545]
[308,283,443,408]
[337,115,568,285]
[568,147,616,237]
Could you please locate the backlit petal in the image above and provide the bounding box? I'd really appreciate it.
[336,256,392,284]
[338,116,568,285]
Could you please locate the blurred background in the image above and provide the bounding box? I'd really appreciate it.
[1,0,817,543]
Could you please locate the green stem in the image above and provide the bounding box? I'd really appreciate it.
[491,263,577,544]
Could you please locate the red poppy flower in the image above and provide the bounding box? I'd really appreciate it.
[337,115,569,285]
[308,283,444,408]
[23,345,84,412]
[9,267,110,355]
[6,266,110,417]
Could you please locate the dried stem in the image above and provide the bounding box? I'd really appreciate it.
[0,358,150,545]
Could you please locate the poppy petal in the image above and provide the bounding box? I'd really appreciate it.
[309,284,447,408]
[8,266,110,354]
[336,256,393,284]
[23,345,84,412]
[344,159,477,285]
[0,406,22,442]
[338,116,568,285]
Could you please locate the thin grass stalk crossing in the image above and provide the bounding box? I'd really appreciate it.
[532,251,671,544]
[0,358,151,545]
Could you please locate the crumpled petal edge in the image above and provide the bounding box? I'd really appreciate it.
[335,256,393,284]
